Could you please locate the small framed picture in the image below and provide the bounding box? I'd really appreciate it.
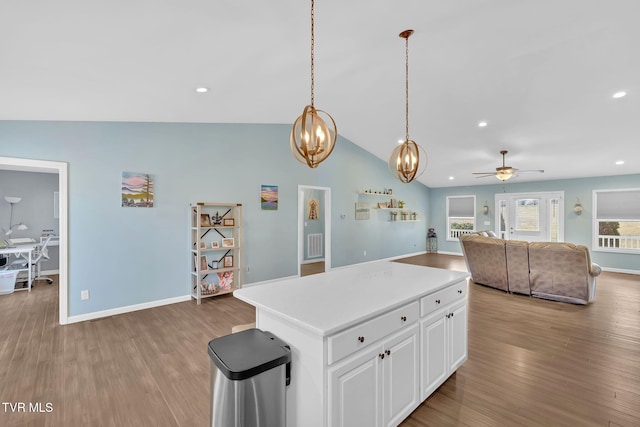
[211,241,220,248]
[378,202,388,208]
[199,242,206,249]
[200,214,212,227]
[224,255,233,268]
[199,255,208,271]
[221,237,235,248]
[223,218,235,227]
[210,260,218,269]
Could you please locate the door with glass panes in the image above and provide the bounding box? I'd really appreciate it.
[495,192,563,242]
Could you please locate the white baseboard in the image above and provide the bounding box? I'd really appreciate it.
[429,251,463,257]
[601,267,640,275]
[67,294,191,324]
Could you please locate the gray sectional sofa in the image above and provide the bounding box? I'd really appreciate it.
[459,232,601,304]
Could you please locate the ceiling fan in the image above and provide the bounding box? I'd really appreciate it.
[473,150,544,181]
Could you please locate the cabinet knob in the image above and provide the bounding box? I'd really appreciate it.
[358,336,365,343]
[446,313,451,318]
[451,312,455,317]
[436,299,441,304]
[400,316,407,322]
[379,353,385,360]
[458,290,463,294]
[385,349,391,356]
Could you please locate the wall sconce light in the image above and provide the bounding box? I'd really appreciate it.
[574,198,583,215]
[483,201,489,215]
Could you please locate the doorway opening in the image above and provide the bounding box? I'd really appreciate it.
[0,156,69,324]
[298,185,331,276]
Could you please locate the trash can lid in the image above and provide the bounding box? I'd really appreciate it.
[208,329,291,381]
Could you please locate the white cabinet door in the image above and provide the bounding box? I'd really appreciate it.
[448,300,468,372]
[329,346,382,427]
[382,324,419,427]
[329,324,420,427]
[420,309,448,399]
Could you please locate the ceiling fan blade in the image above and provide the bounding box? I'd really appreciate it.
[474,174,495,178]
[517,169,544,174]
[472,172,497,175]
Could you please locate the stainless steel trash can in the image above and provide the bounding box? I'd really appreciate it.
[208,328,291,427]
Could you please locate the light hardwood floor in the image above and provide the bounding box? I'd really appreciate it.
[0,255,638,426]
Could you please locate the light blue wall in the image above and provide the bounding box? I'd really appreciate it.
[428,174,640,270]
[0,121,430,316]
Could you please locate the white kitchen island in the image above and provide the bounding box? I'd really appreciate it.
[234,261,470,427]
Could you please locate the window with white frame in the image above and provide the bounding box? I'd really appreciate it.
[593,188,640,253]
[447,195,476,241]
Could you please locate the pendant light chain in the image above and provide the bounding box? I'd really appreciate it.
[388,29,426,183]
[405,34,410,141]
[290,0,337,168]
[310,0,315,107]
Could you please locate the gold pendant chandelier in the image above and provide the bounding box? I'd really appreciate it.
[388,29,427,183]
[290,0,337,168]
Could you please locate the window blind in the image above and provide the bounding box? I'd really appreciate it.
[448,196,475,217]
[595,189,640,220]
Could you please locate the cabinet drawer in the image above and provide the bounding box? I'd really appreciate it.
[420,281,467,317]
[327,301,419,365]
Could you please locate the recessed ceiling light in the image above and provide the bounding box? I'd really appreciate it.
[478,121,487,127]
[195,87,209,93]
[616,160,625,165]
[449,176,455,180]
[612,91,626,99]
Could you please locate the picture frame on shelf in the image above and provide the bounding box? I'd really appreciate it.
[221,238,235,248]
[200,214,212,227]
[223,218,235,227]
[224,255,233,268]
[200,242,206,249]
[211,241,220,248]
[199,255,208,271]
[378,202,388,208]
[210,260,218,269]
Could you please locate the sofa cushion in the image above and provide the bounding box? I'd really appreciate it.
[505,240,530,295]
[460,234,508,291]
[528,242,599,304]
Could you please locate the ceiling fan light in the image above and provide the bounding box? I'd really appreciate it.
[495,171,513,181]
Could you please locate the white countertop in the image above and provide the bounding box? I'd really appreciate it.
[234,261,469,337]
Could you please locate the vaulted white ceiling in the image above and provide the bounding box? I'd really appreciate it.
[1,0,639,187]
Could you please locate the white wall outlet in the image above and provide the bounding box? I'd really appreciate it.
[81,290,90,300]
[484,220,491,226]
[363,250,367,257]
